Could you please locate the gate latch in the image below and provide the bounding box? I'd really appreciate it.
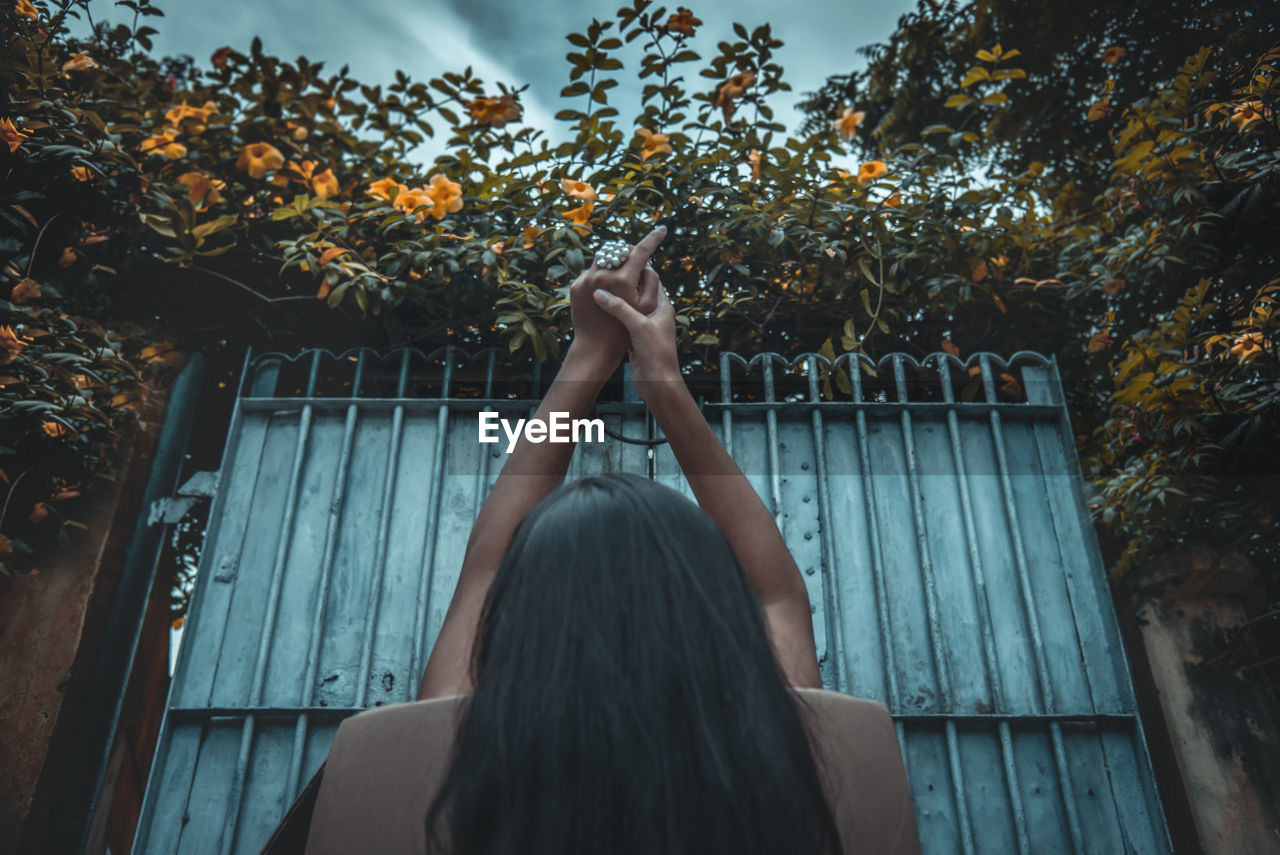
[149,470,220,526]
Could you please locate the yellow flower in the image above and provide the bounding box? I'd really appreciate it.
[0,325,27,363]
[138,127,187,160]
[883,192,902,207]
[1,118,29,153]
[15,0,37,19]
[366,177,403,201]
[62,52,99,73]
[1230,101,1264,130]
[393,185,433,222]
[164,101,212,131]
[424,173,463,220]
[635,126,673,161]
[311,168,339,198]
[177,171,225,209]
[560,177,596,203]
[833,107,865,141]
[285,120,308,141]
[562,201,594,235]
[466,93,522,127]
[661,6,702,37]
[236,142,285,179]
[1229,331,1267,364]
[713,70,756,122]
[70,165,94,181]
[1101,46,1127,65]
[857,160,888,185]
[1087,98,1111,122]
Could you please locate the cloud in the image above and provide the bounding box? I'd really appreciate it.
[66,0,918,168]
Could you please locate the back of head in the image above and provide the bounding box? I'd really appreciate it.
[426,473,839,855]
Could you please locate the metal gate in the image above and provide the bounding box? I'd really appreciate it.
[132,346,1171,854]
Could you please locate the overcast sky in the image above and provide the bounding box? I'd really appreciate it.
[75,0,918,165]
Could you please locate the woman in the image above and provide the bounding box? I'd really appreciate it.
[263,226,920,855]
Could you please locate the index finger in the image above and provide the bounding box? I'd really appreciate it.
[616,224,668,280]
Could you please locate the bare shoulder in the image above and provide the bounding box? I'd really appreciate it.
[330,694,470,756]
[790,688,921,855]
[791,687,894,728]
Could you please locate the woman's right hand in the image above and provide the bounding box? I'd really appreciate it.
[591,265,682,391]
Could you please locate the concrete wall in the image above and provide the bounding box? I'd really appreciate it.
[0,384,168,853]
[1121,543,1280,854]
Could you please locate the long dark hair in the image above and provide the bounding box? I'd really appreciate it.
[425,473,841,854]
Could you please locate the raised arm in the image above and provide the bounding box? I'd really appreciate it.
[416,227,668,700]
[593,274,822,688]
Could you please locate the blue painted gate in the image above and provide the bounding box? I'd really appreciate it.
[132,346,1172,853]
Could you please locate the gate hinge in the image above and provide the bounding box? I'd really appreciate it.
[149,470,220,526]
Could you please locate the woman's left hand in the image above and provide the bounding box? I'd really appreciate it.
[568,225,667,368]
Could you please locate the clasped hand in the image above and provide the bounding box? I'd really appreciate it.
[568,224,681,389]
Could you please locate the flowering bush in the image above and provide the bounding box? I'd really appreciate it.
[0,0,1276,603]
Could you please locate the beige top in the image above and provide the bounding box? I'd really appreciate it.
[302,688,921,854]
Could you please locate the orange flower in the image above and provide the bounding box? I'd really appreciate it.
[42,420,70,438]
[393,185,433,221]
[1229,331,1267,364]
[856,160,888,185]
[311,168,339,198]
[748,148,762,181]
[0,118,29,153]
[466,93,522,127]
[70,165,94,181]
[11,278,41,304]
[62,52,98,73]
[661,6,702,37]
[1087,98,1111,122]
[1230,101,1264,130]
[0,326,23,363]
[562,201,594,235]
[521,224,540,248]
[424,173,463,220]
[635,126,673,160]
[366,177,404,201]
[164,100,212,132]
[236,142,285,179]
[1101,46,1127,65]
[833,106,865,141]
[177,171,225,209]
[560,177,596,203]
[15,0,38,19]
[138,127,187,159]
[713,70,756,122]
[883,192,902,207]
[285,120,308,141]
